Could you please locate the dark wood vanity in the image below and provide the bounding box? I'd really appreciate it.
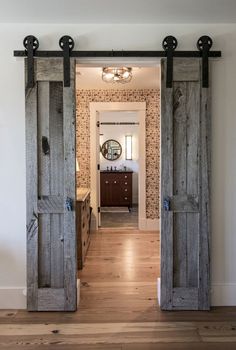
[100,171,133,209]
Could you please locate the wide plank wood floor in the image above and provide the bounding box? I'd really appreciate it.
[1,229,236,349]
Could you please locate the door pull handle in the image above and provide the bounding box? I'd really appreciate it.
[66,197,73,211]
[163,197,171,211]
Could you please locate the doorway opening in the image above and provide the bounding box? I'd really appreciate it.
[75,62,161,315]
[90,102,146,230]
[99,110,140,229]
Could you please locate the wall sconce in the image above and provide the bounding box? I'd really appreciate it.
[76,158,80,172]
[125,135,132,160]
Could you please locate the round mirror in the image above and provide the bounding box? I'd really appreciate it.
[101,139,122,161]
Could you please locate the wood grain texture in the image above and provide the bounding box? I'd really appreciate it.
[37,82,51,288]
[173,58,199,81]
[37,196,64,213]
[170,194,199,212]
[199,87,211,310]
[35,58,64,81]
[37,289,65,311]
[161,59,173,310]
[63,59,77,311]
[25,71,39,310]
[25,58,77,311]
[161,58,210,310]
[173,81,187,288]
[186,81,200,289]
[1,231,236,349]
[49,81,64,289]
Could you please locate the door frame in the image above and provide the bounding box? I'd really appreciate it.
[89,102,146,230]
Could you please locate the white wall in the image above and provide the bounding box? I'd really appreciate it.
[0,23,236,307]
[100,111,139,204]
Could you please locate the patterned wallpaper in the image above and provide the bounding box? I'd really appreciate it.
[76,89,160,219]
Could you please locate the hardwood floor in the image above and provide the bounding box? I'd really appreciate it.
[1,230,236,349]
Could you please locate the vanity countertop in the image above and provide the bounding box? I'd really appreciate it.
[100,170,133,173]
[76,187,90,202]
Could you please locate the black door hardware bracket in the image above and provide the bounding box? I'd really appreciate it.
[162,36,178,88]
[197,36,213,88]
[59,36,75,87]
[15,35,221,89]
[23,35,39,89]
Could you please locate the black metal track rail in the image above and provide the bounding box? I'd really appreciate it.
[14,50,221,58]
[14,35,221,88]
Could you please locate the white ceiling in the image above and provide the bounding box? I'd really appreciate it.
[1,0,236,23]
[76,67,160,90]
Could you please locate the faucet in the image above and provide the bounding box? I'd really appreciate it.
[110,166,113,171]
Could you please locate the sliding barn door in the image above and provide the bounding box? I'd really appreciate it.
[161,58,210,310]
[25,58,77,311]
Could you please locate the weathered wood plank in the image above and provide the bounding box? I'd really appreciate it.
[186,80,200,289]
[63,59,77,311]
[199,86,211,310]
[170,194,199,212]
[37,195,64,213]
[161,58,210,310]
[172,288,198,310]
[37,81,51,288]
[37,289,65,311]
[35,58,63,81]
[49,81,64,289]
[161,59,173,310]
[25,70,39,310]
[25,58,76,311]
[173,82,187,288]
[173,58,199,81]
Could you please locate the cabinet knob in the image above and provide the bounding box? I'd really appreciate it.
[105,181,109,184]
[124,197,128,200]
[125,182,127,185]
[114,181,117,184]
[125,175,127,179]
[124,189,128,192]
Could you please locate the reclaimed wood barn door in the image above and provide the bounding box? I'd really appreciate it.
[25,58,77,311]
[161,58,210,310]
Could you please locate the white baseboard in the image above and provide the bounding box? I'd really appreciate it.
[156,280,236,307]
[1,283,235,309]
[139,218,160,231]
[0,281,81,310]
[211,283,236,306]
[0,287,26,309]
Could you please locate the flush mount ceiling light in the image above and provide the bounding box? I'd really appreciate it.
[102,67,132,84]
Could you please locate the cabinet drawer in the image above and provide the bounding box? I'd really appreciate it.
[121,186,131,194]
[120,195,132,205]
[122,173,132,180]
[76,190,91,270]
